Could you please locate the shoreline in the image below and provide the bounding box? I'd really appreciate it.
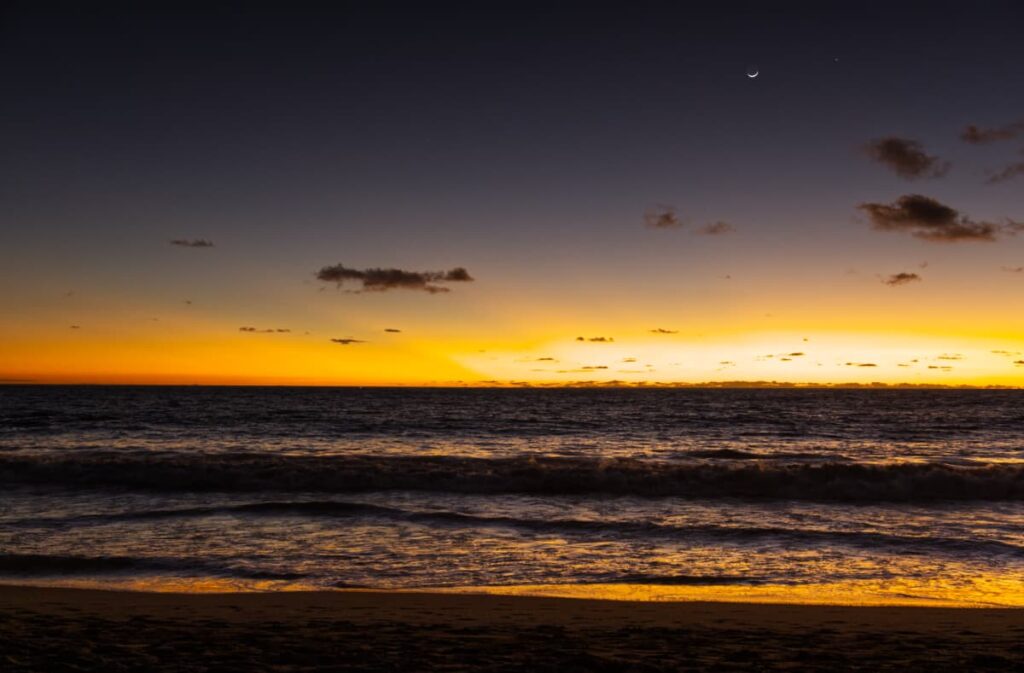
[5,577,1024,608]
[3,584,1023,671]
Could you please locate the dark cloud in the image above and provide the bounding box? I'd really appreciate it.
[864,137,949,179]
[696,221,735,235]
[576,336,614,342]
[1015,360,1024,366]
[330,338,366,345]
[961,119,1024,144]
[384,328,402,333]
[1002,266,1024,273]
[883,272,922,286]
[845,362,877,367]
[239,327,291,333]
[649,328,678,334]
[170,239,214,248]
[857,194,1004,242]
[316,264,474,293]
[69,325,80,329]
[643,205,683,229]
[581,366,608,370]
[788,352,805,357]
[536,357,556,361]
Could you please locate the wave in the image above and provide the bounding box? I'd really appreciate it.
[681,449,850,460]
[0,553,306,580]
[2,453,1023,501]
[9,499,1024,558]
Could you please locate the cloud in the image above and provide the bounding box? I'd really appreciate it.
[883,272,922,286]
[576,336,614,342]
[696,221,735,235]
[1015,360,1024,366]
[643,205,683,229]
[239,327,291,333]
[857,194,1005,242]
[1002,266,1024,273]
[864,137,949,179]
[961,119,1024,144]
[384,328,402,333]
[986,162,1024,184]
[316,264,474,293]
[170,239,214,248]
[649,328,678,334]
[845,362,877,367]
[788,352,805,357]
[330,338,366,345]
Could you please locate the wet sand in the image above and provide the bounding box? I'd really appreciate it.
[2,584,1023,672]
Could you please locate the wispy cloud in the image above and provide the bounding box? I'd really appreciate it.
[644,207,735,235]
[695,221,735,235]
[864,137,949,179]
[170,239,214,248]
[330,338,366,345]
[986,160,1024,184]
[883,272,922,286]
[857,194,1011,242]
[649,328,678,334]
[643,205,683,229]
[576,336,614,342]
[384,328,402,333]
[845,362,877,367]
[239,327,291,333]
[316,264,474,293]
[961,119,1024,144]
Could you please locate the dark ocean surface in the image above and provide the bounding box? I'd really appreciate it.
[1,386,1023,603]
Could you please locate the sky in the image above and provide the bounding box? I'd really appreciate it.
[2,2,1024,386]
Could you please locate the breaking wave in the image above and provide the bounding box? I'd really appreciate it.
[7,499,1022,557]
[2,453,1023,501]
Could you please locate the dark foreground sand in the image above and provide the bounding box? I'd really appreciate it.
[2,585,1023,672]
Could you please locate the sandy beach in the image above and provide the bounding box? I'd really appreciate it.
[2,585,1022,672]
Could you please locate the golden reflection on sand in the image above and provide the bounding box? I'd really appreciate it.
[11,576,1024,608]
[435,578,1024,608]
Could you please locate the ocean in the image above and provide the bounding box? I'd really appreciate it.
[2,386,1023,604]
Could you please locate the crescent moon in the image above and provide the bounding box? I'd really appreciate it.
[747,70,759,78]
